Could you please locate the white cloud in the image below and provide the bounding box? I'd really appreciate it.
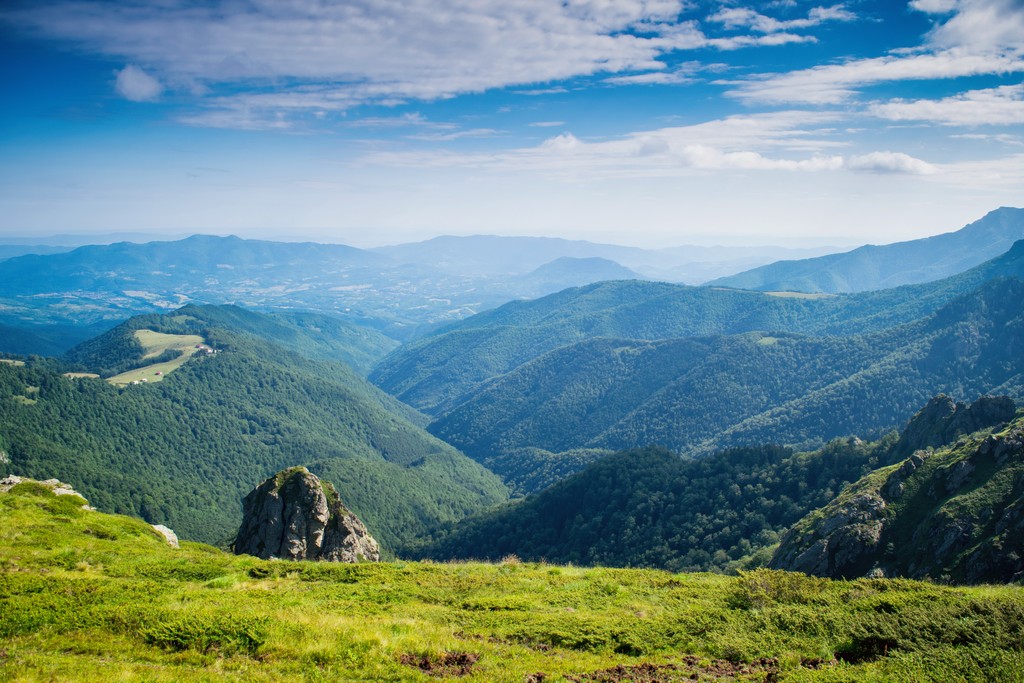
[708,4,856,33]
[847,151,937,175]
[114,64,162,102]
[910,0,958,13]
[726,0,1024,105]
[870,84,1024,125]
[407,128,500,141]
[6,1,689,109]
[927,0,1024,52]
[361,110,856,178]
[4,0,863,126]
[727,51,1024,105]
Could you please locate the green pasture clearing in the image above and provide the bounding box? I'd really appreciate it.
[764,291,834,299]
[107,330,206,386]
[2,487,1022,682]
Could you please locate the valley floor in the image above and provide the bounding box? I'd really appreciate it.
[2,487,1022,682]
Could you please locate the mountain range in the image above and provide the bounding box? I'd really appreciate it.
[370,241,1024,491]
[712,207,1024,293]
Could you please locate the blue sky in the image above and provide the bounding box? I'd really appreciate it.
[1,0,1022,248]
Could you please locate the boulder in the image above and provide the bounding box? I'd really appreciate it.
[232,467,380,562]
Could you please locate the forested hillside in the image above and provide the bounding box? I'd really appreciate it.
[422,396,1018,576]
[426,277,1024,484]
[372,240,1024,416]
[0,306,506,551]
[64,304,398,377]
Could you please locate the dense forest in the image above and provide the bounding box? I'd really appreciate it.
[0,306,506,551]
[372,239,1024,416]
[421,396,1020,575]
[427,277,1024,485]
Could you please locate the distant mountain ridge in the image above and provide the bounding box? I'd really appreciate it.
[711,207,1024,293]
[372,233,838,281]
[0,233,774,351]
[371,238,1024,418]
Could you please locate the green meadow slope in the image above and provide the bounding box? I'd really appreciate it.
[2,484,1023,682]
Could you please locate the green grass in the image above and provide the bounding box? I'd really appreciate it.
[107,330,206,385]
[1,487,1022,682]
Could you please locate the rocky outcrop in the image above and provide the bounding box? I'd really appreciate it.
[891,394,1016,460]
[772,416,1024,584]
[770,488,888,578]
[233,467,380,562]
[151,524,180,548]
[0,474,94,510]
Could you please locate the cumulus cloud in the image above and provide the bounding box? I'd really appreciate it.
[362,110,854,177]
[870,84,1024,126]
[114,64,162,102]
[847,151,937,175]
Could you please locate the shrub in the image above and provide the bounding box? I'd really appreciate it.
[729,569,829,609]
[140,614,269,655]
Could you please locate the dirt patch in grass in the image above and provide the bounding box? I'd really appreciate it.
[400,651,480,677]
[567,656,781,682]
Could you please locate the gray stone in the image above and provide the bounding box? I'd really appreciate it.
[233,467,380,563]
[152,524,180,549]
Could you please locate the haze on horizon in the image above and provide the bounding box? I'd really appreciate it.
[1,0,1022,249]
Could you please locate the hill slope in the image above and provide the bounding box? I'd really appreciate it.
[372,239,1024,417]
[0,306,506,550]
[772,404,1024,583]
[427,277,1024,479]
[4,484,1022,682]
[422,396,1018,577]
[711,206,1024,293]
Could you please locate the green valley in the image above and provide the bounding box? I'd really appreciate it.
[0,305,506,552]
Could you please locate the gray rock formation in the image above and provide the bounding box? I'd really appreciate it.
[772,418,1024,583]
[151,524,180,548]
[233,467,380,562]
[891,394,1016,460]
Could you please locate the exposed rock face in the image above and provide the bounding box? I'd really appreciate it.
[233,467,380,562]
[891,394,1016,459]
[772,416,1024,584]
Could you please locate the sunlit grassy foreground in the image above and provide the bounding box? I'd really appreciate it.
[1,485,1022,682]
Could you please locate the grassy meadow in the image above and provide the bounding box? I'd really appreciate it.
[107,330,206,385]
[2,484,1022,682]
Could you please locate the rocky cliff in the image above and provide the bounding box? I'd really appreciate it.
[771,397,1023,584]
[233,467,380,562]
